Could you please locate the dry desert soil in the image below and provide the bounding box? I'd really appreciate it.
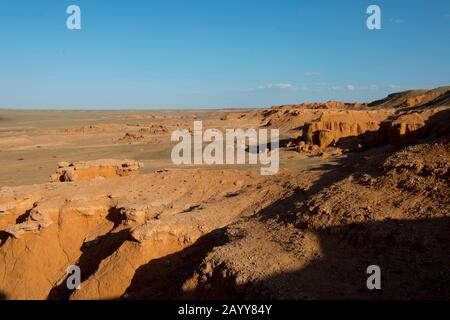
[0,86,449,300]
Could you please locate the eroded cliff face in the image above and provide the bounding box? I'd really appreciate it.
[0,168,297,300]
[300,106,449,151]
[241,87,450,155]
[183,135,450,300]
[302,110,392,149]
[0,87,449,301]
[295,87,450,152]
[382,106,450,145]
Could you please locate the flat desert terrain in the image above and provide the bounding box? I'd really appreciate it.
[0,109,331,187]
[0,86,449,300]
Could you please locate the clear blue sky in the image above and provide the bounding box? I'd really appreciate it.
[0,0,449,109]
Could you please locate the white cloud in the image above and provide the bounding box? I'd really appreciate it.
[260,83,294,90]
[251,83,308,92]
[310,83,403,92]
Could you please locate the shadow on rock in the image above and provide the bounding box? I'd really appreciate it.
[197,217,450,300]
[47,228,131,300]
[123,229,226,300]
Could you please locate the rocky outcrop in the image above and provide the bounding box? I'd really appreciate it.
[0,169,296,300]
[50,159,143,182]
[118,133,146,143]
[137,124,169,135]
[183,135,450,300]
[5,207,53,238]
[382,107,450,145]
[299,91,449,151]
[273,101,367,110]
[302,110,392,150]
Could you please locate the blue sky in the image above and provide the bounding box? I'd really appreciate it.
[0,0,449,109]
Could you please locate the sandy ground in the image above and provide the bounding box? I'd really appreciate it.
[0,109,333,187]
[0,87,448,300]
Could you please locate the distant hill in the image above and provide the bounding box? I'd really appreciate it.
[368,86,450,110]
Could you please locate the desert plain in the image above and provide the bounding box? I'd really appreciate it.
[0,86,449,300]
